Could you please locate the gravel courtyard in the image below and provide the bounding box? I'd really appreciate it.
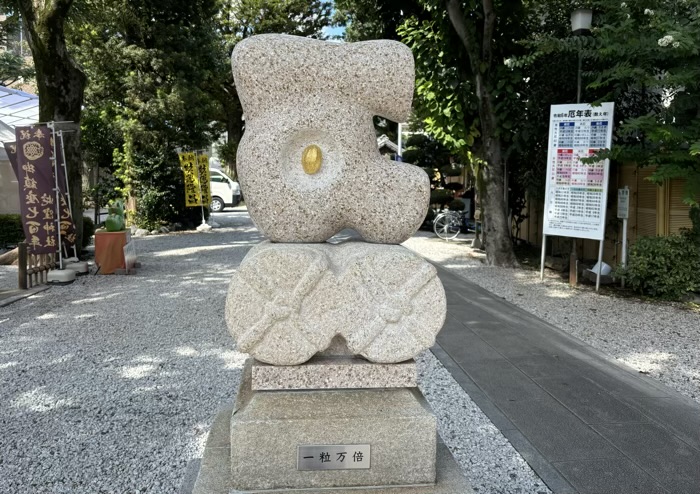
[1,209,697,493]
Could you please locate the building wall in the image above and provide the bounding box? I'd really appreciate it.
[0,159,20,214]
[517,163,693,266]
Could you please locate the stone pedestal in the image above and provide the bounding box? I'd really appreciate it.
[190,357,473,493]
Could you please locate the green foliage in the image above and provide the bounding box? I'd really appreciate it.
[222,0,332,41]
[82,217,95,248]
[430,189,453,208]
[398,16,476,156]
[620,233,700,300]
[71,0,223,229]
[0,214,24,247]
[333,0,425,41]
[0,51,35,86]
[402,133,454,186]
[448,199,465,211]
[525,0,700,208]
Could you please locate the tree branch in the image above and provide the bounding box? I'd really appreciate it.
[445,0,479,76]
[481,0,496,68]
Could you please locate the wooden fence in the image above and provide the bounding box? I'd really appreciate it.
[17,242,56,289]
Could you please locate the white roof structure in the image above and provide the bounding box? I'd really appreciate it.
[0,85,39,128]
[0,86,39,160]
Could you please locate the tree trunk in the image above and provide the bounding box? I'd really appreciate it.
[17,0,87,251]
[446,0,518,267]
[225,101,244,179]
[481,139,518,266]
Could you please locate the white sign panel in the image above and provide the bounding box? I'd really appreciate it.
[542,103,615,240]
[617,187,629,219]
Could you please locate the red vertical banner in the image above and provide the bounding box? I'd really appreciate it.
[15,125,58,254]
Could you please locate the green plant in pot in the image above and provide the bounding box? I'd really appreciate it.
[105,200,125,232]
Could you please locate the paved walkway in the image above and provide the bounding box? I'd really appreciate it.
[433,265,700,494]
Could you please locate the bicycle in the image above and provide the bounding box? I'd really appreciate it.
[433,210,469,240]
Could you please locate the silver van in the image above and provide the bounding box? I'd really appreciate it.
[209,168,241,212]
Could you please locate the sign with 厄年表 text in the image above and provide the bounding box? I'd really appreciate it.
[542,103,615,241]
[297,444,370,471]
[178,152,212,207]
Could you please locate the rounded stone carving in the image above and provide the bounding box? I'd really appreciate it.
[231,34,429,244]
[225,242,447,365]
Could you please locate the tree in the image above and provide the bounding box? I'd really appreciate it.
[71,0,224,229]
[0,52,34,87]
[527,0,700,218]
[399,2,528,266]
[333,0,425,41]
[11,0,87,247]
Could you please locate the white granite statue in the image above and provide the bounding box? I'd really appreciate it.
[226,241,445,365]
[192,35,472,494]
[226,34,446,365]
[231,34,430,244]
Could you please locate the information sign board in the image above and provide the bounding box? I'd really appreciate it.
[542,103,615,241]
[617,187,629,219]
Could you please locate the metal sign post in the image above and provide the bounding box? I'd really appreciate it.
[617,187,630,288]
[539,234,547,280]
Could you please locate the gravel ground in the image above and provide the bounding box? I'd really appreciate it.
[404,231,700,405]
[0,211,549,494]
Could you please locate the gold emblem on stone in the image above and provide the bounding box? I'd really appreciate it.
[302,144,322,174]
[23,141,44,161]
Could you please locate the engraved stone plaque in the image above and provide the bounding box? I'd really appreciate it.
[297,444,371,471]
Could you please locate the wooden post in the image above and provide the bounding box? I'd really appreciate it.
[18,242,27,290]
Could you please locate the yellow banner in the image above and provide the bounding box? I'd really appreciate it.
[178,152,212,207]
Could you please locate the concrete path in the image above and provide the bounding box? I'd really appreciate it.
[433,265,700,493]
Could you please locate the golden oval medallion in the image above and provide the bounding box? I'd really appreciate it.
[302,144,322,174]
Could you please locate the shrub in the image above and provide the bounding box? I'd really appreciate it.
[430,189,453,208]
[0,214,24,247]
[82,217,95,248]
[619,232,700,300]
[448,199,465,211]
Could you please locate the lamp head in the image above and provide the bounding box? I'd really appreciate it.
[571,8,593,35]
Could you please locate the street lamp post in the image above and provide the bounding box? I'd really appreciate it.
[568,8,593,286]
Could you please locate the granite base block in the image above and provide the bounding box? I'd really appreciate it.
[189,406,473,494]
[251,357,417,390]
[230,387,437,491]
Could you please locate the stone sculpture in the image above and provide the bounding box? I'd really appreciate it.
[190,34,471,494]
[231,34,430,244]
[226,241,445,365]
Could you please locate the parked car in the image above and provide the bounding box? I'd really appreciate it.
[209,168,241,212]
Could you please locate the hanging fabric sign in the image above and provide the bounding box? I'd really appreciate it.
[15,125,58,253]
[197,153,212,207]
[53,137,77,249]
[178,152,212,207]
[4,141,18,179]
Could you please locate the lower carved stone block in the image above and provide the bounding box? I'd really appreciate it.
[225,241,446,365]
